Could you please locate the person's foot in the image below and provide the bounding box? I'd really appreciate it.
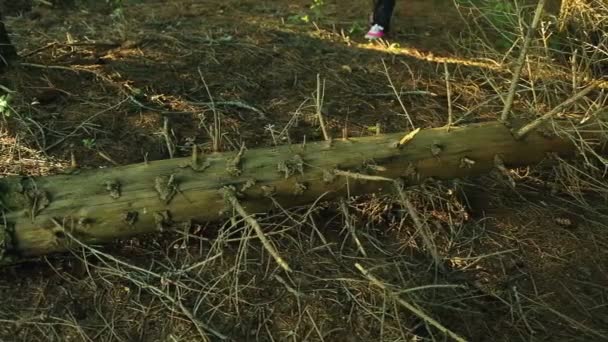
[365,24,385,40]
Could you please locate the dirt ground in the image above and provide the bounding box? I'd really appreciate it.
[0,0,607,341]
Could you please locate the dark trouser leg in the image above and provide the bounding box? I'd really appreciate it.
[372,0,396,31]
[0,14,18,71]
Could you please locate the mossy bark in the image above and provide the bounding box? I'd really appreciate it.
[0,115,605,265]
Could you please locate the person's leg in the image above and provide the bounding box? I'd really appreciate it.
[372,0,396,32]
[366,0,396,39]
[0,13,18,71]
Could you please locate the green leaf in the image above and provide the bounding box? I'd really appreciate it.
[0,94,12,117]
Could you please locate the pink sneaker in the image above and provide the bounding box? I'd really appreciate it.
[365,24,385,40]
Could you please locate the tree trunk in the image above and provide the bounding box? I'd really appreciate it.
[0,115,605,265]
[0,13,18,71]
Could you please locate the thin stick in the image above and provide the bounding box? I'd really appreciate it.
[444,63,453,130]
[0,84,14,93]
[198,68,221,152]
[500,0,547,122]
[20,42,58,58]
[355,263,468,342]
[395,187,443,270]
[97,151,119,166]
[524,294,608,340]
[315,74,330,141]
[222,187,292,272]
[333,169,394,182]
[340,200,367,257]
[515,82,598,139]
[557,0,572,32]
[44,99,128,152]
[54,224,227,340]
[274,274,304,297]
[161,117,175,159]
[512,286,535,334]
[382,59,415,130]
[189,100,267,120]
[18,62,92,74]
[334,170,443,267]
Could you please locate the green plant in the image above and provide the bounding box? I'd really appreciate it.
[455,0,520,51]
[286,0,326,24]
[0,94,12,117]
[486,1,518,48]
[82,138,96,149]
[106,0,122,8]
[347,22,364,35]
[309,0,325,19]
[106,0,124,20]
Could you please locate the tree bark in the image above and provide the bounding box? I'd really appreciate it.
[0,13,18,71]
[0,115,606,265]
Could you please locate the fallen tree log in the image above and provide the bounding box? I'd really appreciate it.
[0,115,606,265]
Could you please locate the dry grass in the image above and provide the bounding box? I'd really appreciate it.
[0,0,607,341]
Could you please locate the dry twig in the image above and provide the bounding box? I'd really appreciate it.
[315,73,331,141]
[500,0,547,122]
[515,82,599,138]
[221,187,292,272]
[382,59,415,130]
[355,263,467,342]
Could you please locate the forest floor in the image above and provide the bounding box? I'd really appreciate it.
[0,0,607,341]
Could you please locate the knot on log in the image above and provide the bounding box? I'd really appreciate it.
[277,154,304,179]
[226,144,246,177]
[104,179,122,199]
[154,175,177,204]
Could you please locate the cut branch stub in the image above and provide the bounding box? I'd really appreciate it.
[105,179,122,199]
[226,144,246,176]
[154,175,177,204]
[277,154,305,179]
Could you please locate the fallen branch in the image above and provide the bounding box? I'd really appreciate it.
[500,0,546,122]
[0,113,605,265]
[355,263,467,342]
[221,186,292,272]
[515,82,599,138]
